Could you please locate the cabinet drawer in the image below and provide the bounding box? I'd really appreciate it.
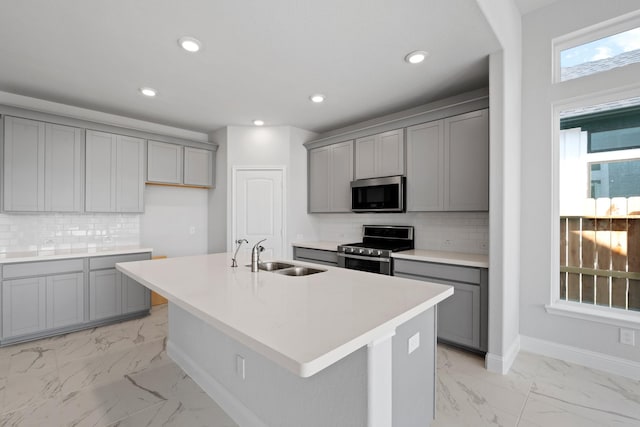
[393,259,480,284]
[293,247,338,265]
[3,259,84,279]
[89,253,151,270]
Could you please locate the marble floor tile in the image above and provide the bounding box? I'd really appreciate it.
[59,375,165,427]
[6,341,58,376]
[108,391,238,427]
[2,369,61,413]
[126,361,204,399]
[57,337,170,396]
[0,397,61,427]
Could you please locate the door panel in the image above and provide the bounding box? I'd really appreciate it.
[46,273,84,328]
[234,169,284,259]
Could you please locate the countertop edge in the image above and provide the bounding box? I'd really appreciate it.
[0,247,154,264]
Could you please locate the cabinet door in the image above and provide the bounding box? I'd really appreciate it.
[308,146,331,212]
[184,147,213,187]
[2,277,47,338]
[444,109,489,211]
[116,135,145,212]
[330,140,354,212]
[406,121,444,211]
[147,140,183,184]
[437,281,481,349]
[354,135,377,179]
[85,130,117,212]
[3,116,45,212]
[45,123,83,212]
[89,269,122,321]
[377,129,404,177]
[121,272,150,314]
[46,273,84,329]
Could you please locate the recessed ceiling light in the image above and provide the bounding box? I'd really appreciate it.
[404,50,429,64]
[310,94,325,103]
[253,119,264,126]
[178,36,202,53]
[140,87,157,97]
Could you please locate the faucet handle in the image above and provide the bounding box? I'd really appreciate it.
[258,246,265,253]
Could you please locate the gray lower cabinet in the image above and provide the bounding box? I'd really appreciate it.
[0,252,151,345]
[293,247,338,266]
[3,116,83,213]
[89,253,151,321]
[85,130,145,213]
[393,258,488,353]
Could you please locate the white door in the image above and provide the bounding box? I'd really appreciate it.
[233,168,285,260]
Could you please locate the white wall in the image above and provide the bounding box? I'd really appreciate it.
[520,0,640,363]
[476,0,523,374]
[140,186,208,257]
[216,126,319,257]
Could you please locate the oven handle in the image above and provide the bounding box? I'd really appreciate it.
[337,253,391,263]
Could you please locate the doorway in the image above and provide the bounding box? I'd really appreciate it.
[232,167,286,259]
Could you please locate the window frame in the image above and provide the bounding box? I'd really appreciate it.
[552,10,640,83]
[549,85,640,328]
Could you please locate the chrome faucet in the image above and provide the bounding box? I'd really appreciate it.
[251,239,267,272]
[231,239,248,267]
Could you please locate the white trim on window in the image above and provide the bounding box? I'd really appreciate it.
[551,84,640,326]
[552,9,640,83]
[545,300,640,329]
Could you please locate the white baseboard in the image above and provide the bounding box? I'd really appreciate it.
[166,340,268,427]
[520,335,640,380]
[485,335,521,374]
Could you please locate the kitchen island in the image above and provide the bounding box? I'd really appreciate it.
[116,252,452,427]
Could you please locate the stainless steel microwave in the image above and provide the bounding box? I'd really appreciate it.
[351,175,406,213]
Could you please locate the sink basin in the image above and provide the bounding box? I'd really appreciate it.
[275,266,326,276]
[259,262,295,271]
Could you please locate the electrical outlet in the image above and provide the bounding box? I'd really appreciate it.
[479,241,488,250]
[620,328,635,346]
[443,240,452,247]
[236,355,246,379]
[408,332,420,354]
[189,226,196,235]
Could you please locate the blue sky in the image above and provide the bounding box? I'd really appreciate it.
[561,27,640,68]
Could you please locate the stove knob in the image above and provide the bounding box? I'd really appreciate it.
[345,247,352,253]
[358,248,365,254]
[373,250,381,256]
[366,249,373,255]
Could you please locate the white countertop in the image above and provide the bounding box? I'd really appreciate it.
[116,252,452,378]
[0,246,153,264]
[291,241,343,251]
[392,250,489,268]
[291,241,489,268]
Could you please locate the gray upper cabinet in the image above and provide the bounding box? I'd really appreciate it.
[85,130,144,213]
[147,140,183,184]
[3,116,82,212]
[444,109,489,211]
[184,147,214,187]
[355,129,404,179]
[406,121,444,211]
[406,109,489,212]
[308,140,353,213]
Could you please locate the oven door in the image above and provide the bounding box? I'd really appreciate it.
[337,253,391,275]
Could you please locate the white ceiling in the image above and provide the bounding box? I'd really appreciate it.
[0,0,500,134]
[514,0,561,15]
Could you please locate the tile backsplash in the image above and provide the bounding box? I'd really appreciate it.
[0,213,140,253]
[312,211,489,254]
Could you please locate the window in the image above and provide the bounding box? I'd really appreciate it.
[554,13,640,82]
[559,99,640,312]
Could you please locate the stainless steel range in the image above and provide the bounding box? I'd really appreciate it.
[337,225,414,275]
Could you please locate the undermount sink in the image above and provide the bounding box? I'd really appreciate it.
[259,261,295,271]
[275,266,326,277]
